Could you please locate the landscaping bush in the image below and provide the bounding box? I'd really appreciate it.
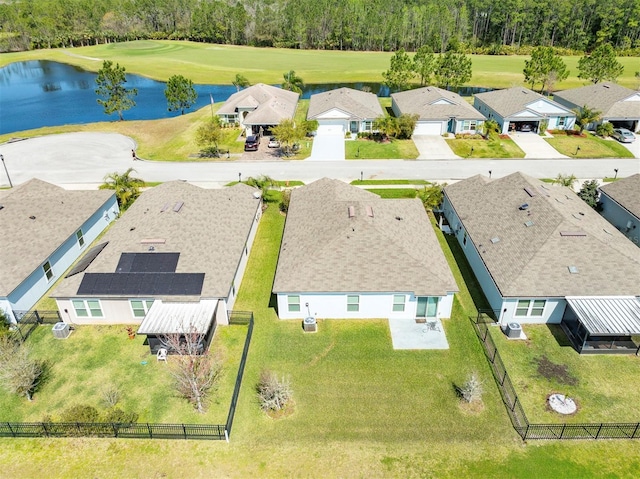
[459,372,484,403]
[279,189,291,213]
[101,384,121,408]
[60,404,100,423]
[596,122,614,137]
[103,407,139,424]
[257,369,293,413]
[0,336,45,401]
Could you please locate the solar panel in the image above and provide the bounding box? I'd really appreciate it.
[65,242,109,278]
[77,273,204,296]
[116,252,180,273]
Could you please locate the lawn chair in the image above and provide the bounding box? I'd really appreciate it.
[157,348,168,362]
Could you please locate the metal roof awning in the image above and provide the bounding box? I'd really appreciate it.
[566,296,640,336]
[137,300,217,335]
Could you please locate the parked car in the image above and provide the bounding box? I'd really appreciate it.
[519,123,534,133]
[268,136,280,148]
[244,135,260,151]
[612,128,636,143]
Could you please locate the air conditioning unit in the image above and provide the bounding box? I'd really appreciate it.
[505,322,522,339]
[52,322,70,339]
[303,316,317,333]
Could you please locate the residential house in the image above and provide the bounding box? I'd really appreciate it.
[474,87,576,134]
[217,83,299,136]
[273,178,458,320]
[307,87,384,136]
[598,174,640,247]
[391,86,486,136]
[553,83,640,132]
[0,179,118,323]
[52,182,262,353]
[442,172,640,354]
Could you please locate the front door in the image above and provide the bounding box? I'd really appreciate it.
[350,121,359,133]
[416,297,428,318]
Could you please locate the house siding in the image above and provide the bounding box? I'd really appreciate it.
[599,193,640,247]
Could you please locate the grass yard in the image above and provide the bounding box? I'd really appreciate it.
[488,324,640,424]
[0,323,248,424]
[351,179,430,185]
[545,133,635,158]
[1,41,639,89]
[345,138,419,159]
[447,137,525,158]
[365,188,418,198]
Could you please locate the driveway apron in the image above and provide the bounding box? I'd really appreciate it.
[308,132,345,161]
[413,135,461,160]
[510,132,568,159]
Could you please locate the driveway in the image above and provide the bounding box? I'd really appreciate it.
[413,135,461,160]
[509,132,568,159]
[308,132,345,161]
[619,139,639,158]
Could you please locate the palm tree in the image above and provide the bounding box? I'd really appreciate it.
[373,115,399,140]
[552,173,577,188]
[574,105,601,133]
[232,74,250,92]
[281,70,304,94]
[99,167,145,211]
[246,175,276,201]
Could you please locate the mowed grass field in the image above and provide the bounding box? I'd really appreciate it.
[1,40,638,89]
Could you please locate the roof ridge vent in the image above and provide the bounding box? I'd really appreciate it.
[366,205,374,218]
[173,201,184,213]
[348,205,355,218]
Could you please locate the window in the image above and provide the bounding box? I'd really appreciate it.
[392,295,405,312]
[287,295,300,312]
[462,120,478,131]
[43,261,53,281]
[515,299,546,317]
[558,117,566,127]
[363,121,373,132]
[76,229,85,247]
[72,299,103,318]
[130,300,154,318]
[347,295,359,312]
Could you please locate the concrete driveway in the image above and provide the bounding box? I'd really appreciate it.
[619,139,639,158]
[413,135,461,160]
[509,132,568,159]
[308,132,345,161]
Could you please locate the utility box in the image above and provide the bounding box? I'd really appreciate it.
[52,322,70,339]
[303,316,317,333]
[505,322,522,339]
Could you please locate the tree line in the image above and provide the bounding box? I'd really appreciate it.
[1,0,639,54]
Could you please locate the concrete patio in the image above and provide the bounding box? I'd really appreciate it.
[388,318,449,350]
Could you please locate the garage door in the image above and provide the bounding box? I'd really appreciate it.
[317,121,345,135]
[413,122,444,136]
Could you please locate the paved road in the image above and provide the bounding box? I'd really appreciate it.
[1,132,638,187]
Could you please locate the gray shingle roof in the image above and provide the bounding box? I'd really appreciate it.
[392,86,485,120]
[0,179,115,297]
[307,88,384,120]
[273,179,458,296]
[474,87,573,117]
[53,182,261,300]
[217,83,299,125]
[444,172,640,298]
[599,174,640,220]
[553,83,639,119]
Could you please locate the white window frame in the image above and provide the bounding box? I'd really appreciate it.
[558,116,566,127]
[76,229,85,248]
[130,299,154,318]
[72,299,103,318]
[515,299,546,317]
[392,295,405,312]
[43,261,54,282]
[287,295,300,312]
[363,120,373,132]
[347,295,360,312]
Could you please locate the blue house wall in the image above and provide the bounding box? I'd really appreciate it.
[599,193,640,247]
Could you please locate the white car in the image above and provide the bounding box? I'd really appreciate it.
[612,128,635,143]
[268,137,280,148]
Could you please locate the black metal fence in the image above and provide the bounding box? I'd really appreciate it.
[0,310,255,442]
[472,311,640,441]
[10,310,61,343]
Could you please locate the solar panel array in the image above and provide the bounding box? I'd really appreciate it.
[116,252,180,273]
[77,272,204,296]
[65,242,109,278]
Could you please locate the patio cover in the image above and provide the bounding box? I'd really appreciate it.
[566,296,640,336]
[137,300,216,335]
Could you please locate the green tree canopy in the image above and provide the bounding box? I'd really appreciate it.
[196,117,224,157]
[281,70,304,94]
[232,74,251,91]
[95,60,137,121]
[382,49,414,92]
[577,179,600,209]
[435,51,472,90]
[577,44,624,84]
[574,105,601,133]
[164,75,197,115]
[523,47,569,94]
[99,168,145,211]
[413,46,436,86]
[271,119,304,155]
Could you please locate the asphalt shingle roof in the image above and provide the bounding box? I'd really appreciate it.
[307,87,384,120]
[53,182,261,300]
[217,83,299,125]
[444,172,640,298]
[599,174,640,220]
[474,87,572,117]
[0,179,114,297]
[392,86,485,120]
[273,179,458,296]
[553,83,640,119]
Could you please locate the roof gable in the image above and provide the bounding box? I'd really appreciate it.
[392,86,485,121]
[553,83,637,117]
[316,108,352,119]
[475,87,572,118]
[307,88,383,120]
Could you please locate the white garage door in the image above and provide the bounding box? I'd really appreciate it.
[413,122,444,136]
[317,121,346,135]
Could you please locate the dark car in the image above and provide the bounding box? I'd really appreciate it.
[519,123,534,133]
[244,135,260,151]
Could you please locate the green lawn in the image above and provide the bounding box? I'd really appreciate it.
[488,324,640,424]
[345,138,419,159]
[447,137,526,158]
[1,40,638,89]
[0,323,248,424]
[545,133,635,158]
[351,179,430,185]
[365,188,418,198]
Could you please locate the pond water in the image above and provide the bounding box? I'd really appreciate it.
[0,60,492,135]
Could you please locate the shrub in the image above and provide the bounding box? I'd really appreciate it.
[596,122,614,137]
[101,385,121,408]
[257,370,293,412]
[459,372,484,403]
[279,189,291,213]
[60,404,100,423]
[103,408,139,424]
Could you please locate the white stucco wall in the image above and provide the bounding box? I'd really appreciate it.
[56,297,140,324]
[499,297,566,326]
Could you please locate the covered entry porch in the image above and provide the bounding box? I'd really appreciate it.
[561,296,640,355]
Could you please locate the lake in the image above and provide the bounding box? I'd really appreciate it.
[0,60,491,135]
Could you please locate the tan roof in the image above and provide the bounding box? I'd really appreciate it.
[0,179,115,297]
[392,86,485,120]
[217,83,299,125]
[444,173,640,298]
[53,182,261,300]
[307,88,384,120]
[474,87,573,117]
[599,174,640,220]
[273,179,457,296]
[553,83,640,119]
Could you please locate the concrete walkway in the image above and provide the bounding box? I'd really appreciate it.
[388,318,449,350]
[308,132,345,161]
[509,132,568,159]
[413,135,461,160]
